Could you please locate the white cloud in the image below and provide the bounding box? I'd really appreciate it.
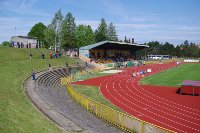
[20,0,26,8]
[0,0,51,43]
[100,0,126,18]
[0,16,50,42]
[0,0,50,17]
[116,22,200,45]
[116,23,158,28]
[130,14,161,22]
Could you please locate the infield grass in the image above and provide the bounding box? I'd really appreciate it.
[141,63,200,86]
[0,46,76,133]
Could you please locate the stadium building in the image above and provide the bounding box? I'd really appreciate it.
[79,41,148,68]
[11,36,38,48]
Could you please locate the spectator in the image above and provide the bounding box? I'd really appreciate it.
[48,63,51,71]
[125,62,128,67]
[58,52,62,58]
[50,52,53,59]
[30,53,32,60]
[31,69,36,80]
[41,53,45,59]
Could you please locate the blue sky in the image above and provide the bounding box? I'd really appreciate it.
[0,0,200,45]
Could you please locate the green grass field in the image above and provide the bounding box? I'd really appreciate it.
[72,85,123,111]
[141,63,200,86]
[0,46,77,133]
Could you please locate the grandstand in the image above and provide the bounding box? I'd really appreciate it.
[79,41,148,68]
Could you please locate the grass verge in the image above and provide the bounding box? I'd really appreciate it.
[0,46,76,133]
[71,69,125,112]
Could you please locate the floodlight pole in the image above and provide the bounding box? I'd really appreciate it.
[15,26,16,36]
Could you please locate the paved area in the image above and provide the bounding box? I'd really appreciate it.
[24,68,123,133]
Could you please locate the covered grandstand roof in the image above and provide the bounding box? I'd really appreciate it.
[79,41,148,50]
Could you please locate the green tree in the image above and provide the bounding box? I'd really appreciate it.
[175,45,182,57]
[160,42,175,56]
[147,41,161,55]
[95,18,108,42]
[28,22,47,48]
[190,42,198,57]
[107,22,118,41]
[1,41,10,47]
[44,29,55,48]
[75,25,95,48]
[180,40,191,57]
[61,12,76,48]
[172,40,200,58]
[45,10,63,50]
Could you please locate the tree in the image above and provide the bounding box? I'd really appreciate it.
[1,41,10,47]
[147,41,161,55]
[44,29,55,48]
[28,22,47,48]
[107,22,118,41]
[61,12,76,48]
[180,40,191,57]
[45,10,63,51]
[160,42,175,56]
[184,40,189,45]
[95,18,108,42]
[75,25,95,48]
[136,40,200,58]
[190,42,198,57]
[175,45,182,57]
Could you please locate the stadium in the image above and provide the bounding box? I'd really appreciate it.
[27,41,200,132]
[66,41,200,132]
[1,1,200,133]
[1,40,200,133]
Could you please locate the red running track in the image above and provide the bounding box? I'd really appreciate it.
[72,62,200,133]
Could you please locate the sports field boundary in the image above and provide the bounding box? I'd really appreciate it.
[62,69,175,133]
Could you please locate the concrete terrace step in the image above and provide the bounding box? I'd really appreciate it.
[25,67,123,133]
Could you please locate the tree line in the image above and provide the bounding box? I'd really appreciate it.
[28,10,118,49]
[136,40,200,58]
[1,10,199,58]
